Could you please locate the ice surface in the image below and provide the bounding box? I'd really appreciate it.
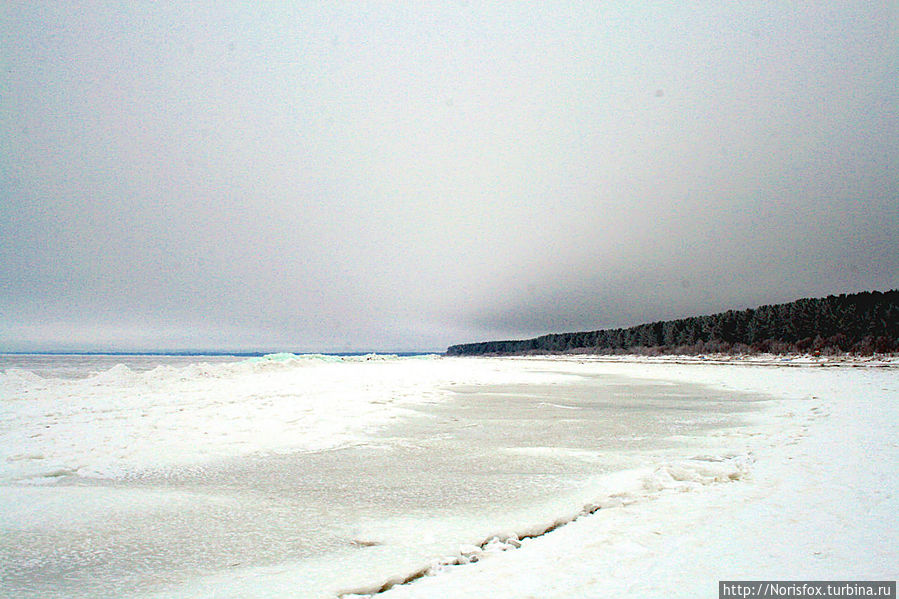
[3,353,569,481]
[2,355,895,598]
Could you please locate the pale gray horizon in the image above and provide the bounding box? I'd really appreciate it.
[2,3,897,352]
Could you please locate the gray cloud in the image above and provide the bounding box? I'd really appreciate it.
[2,3,897,352]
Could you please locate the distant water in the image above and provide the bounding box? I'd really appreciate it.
[0,354,763,598]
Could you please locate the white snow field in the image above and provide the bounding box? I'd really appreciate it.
[1,354,896,598]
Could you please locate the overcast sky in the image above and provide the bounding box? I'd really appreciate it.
[2,3,897,352]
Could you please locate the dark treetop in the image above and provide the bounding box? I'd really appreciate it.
[447,290,899,356]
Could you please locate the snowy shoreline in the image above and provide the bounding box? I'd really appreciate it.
[483,352,899,367]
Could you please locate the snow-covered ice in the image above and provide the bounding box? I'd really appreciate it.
[0,354,577,481]
[376,358,899,598]
[1,354,896,598]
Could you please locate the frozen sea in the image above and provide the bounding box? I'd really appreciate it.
[1,354,895,598]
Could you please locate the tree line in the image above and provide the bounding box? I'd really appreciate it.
[446,289,899,356]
